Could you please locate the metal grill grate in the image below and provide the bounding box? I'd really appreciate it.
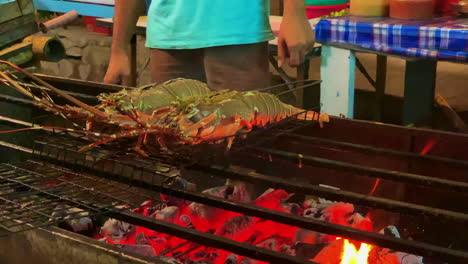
[0,111,467,262]
[0,161,143,236]
[21,124,468,262]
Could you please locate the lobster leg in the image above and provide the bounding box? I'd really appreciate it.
[86,121,93,131]
[143,134,150,145]
[156,136,172,154]
[78,128,157,153]
[225,136,235,151]
[296,111,330,128]
[182,112,217,138]
[132,135,150,157]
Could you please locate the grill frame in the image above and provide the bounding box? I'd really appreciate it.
[0,75,467,263]
[24,123,468,262]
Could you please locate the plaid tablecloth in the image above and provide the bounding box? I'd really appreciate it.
[315,16,468,62]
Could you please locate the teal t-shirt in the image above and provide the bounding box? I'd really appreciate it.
[145,0,275,49]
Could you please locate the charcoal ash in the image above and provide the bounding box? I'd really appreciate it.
[152,206,180,223]
[134,200,159,216]
[256,188,294,204]
[183,260,214,264]
[226,182,252,203]
[396,253,424,264]
[373,226,424,264]
[135,232,151,245]
[280,202,302,215]
[381,225,401,238]
[293,242,328,259]
[238,258,257,264]
[294,228,323,244]
[162,177,197,207]
[192,249,220,262]
[224,254,238,264]
[157,256,184,264]
[50,205,93,233]
[255,237,277,250]
[279,243,296,256]
[100,218,135,242]
[189,183,251,231]
[215,215,255,239]
[115,244,156,257]
[97,237,108,243]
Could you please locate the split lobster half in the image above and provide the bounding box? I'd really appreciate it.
[0,61,329,156]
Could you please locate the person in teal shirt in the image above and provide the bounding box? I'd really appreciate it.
[104,0,315,93]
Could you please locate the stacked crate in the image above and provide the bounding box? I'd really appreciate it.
[0,0,37,48]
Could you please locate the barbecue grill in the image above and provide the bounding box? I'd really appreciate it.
[0,74,467,264]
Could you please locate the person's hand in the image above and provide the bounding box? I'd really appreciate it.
[277,14,315,68]
[103,47,131,85]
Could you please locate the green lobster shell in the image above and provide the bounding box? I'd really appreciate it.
[96,78,212,115]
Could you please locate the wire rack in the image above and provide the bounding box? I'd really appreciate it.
[26,104,323,172]
[0,160,154,237]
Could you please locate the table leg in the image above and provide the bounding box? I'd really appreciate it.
[320,45,355,118]
[374,55,387,122]
[402,60,437,125]
[129,34,137,87]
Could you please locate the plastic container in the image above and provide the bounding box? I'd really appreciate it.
[84,16,111,35]
[305,0,349,6]
[349,0,390,16]
[306,3,349,18]
[434,0,459,16]
[390,0,435,20]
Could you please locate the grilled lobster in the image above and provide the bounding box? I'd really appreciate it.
[0,61,329,155]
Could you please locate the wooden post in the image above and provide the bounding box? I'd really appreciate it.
[402,60,437,125]
[320,45,356,118]
[130,34,137,87]
[374,55,387,121]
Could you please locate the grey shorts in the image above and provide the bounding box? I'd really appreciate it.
[150,42,270,92]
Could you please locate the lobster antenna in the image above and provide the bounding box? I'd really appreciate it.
[0,60,107,119]
[254,79,322,93]
[274,80,322,97]
[0,71,36,99]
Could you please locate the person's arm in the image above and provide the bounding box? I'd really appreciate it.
[277,0,315,68]
[103,0,145,85]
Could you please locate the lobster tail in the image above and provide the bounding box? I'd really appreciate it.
[238,91,329,127]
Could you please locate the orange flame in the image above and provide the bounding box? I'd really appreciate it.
[340,239,371,264]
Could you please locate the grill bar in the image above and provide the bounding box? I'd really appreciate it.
[284,133,468,170]
[250,146,468,192]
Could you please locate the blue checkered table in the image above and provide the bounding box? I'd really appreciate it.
[315,16,468,125]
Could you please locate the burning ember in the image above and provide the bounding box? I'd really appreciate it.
[313,238,372,264]
[89,177,423,264]
[339,239,371,264]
